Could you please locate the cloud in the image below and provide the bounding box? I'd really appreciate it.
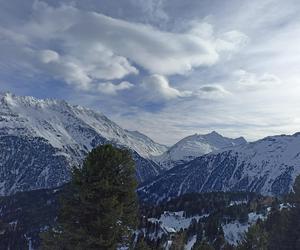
[215,30,249,53]
[38,50,60,63]
[0,1,247,93]
[195,84,231,100]
[130,0,168,24]
[98,81,134,95]
[234,70,281,90]
[199,84,230,93]
[2,0,300,146]
[141,74,192,100]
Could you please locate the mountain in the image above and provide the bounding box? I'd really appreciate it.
[139,133,300,203]
[0,92,167,195]
[153,131,246,169]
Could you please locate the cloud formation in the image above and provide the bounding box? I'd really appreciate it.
[234,70,281,90]
[98,81,133,95]
[3,0,300,145]
[141,74,192,100]
[196,85,230,99]
[0,1,247,94]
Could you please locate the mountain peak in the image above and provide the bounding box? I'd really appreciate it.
[155,131,247,169]
[0,92,167,158]
[0,90,12,96]
[203,131,223,138]
[207,130,220,136]
[140,132,300,202]
[0,92,169,195]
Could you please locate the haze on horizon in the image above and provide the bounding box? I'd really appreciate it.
[0,0,300,145]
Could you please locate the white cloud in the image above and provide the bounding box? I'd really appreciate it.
[139,75,231,103]
[196,85,231,99]
[0,1,247,93]
[2,0,298,145]
[215,30,249,53]
[39,50,60,63]
[98,81,134,95]
[234,70,281,90]
[141,74,192,100]
[130,0,169,23]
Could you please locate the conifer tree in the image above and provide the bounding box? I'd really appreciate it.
[134,238,152,250]
[41,144,138,250]
[193,240,214,250]
[170,230,186,250]
[238,223,268,250]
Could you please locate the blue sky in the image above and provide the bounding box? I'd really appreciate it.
[1,0,300,145]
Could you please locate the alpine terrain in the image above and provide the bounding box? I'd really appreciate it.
[139,133,300,203]
[154,131,247,169]
[0,92,167,195]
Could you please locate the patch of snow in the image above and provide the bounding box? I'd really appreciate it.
[222,212,267,246]
[184,235,197,250]
[223,221,249,246]
[149,211,209,233]
[229,200,248,206]
[165,240,173,250]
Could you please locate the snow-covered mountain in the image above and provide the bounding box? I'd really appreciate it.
[0,92,167,195]
[139,132,300,203]
[154,131,246,169]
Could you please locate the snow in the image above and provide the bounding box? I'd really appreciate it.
[229,200,248,206]
[24,234,34,250]
[148,211,209,233]
[279,203,293,210]
[165,240,173,250]
[154,131,246,169]
[222,212,267,246]
[0,92,167,159]
[223,221,249,246]
[140,130,300,201]
[184,235,197,250]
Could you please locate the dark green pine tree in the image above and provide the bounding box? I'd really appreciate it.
[193,240,214,250]
[41,144,138,250]
[237,222,268,250]
[134,238,152,250]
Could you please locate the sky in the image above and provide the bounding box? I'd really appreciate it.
[1,0,300,145]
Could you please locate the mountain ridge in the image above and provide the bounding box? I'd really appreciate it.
[0,92,167,195]
[153,130,247,169]
[139,132,300,203]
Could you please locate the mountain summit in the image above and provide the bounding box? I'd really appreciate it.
[154,131,247,169]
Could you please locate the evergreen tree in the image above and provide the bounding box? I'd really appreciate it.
[134,238,152,250]
[170,230,186,250]
[238,223,268,250]
[41,144,138,250]
[193,240,214,250]
[266,175,300,250]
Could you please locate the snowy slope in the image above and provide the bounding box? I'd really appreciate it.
[0,92,167,195]
[139,132,300,203]
[0,92,167,158]
[154,131,246,169]
[222,212,267,246]
[148,211,208,233]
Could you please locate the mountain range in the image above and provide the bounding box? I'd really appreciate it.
[1,92,300,201]
[139,133,300,203]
